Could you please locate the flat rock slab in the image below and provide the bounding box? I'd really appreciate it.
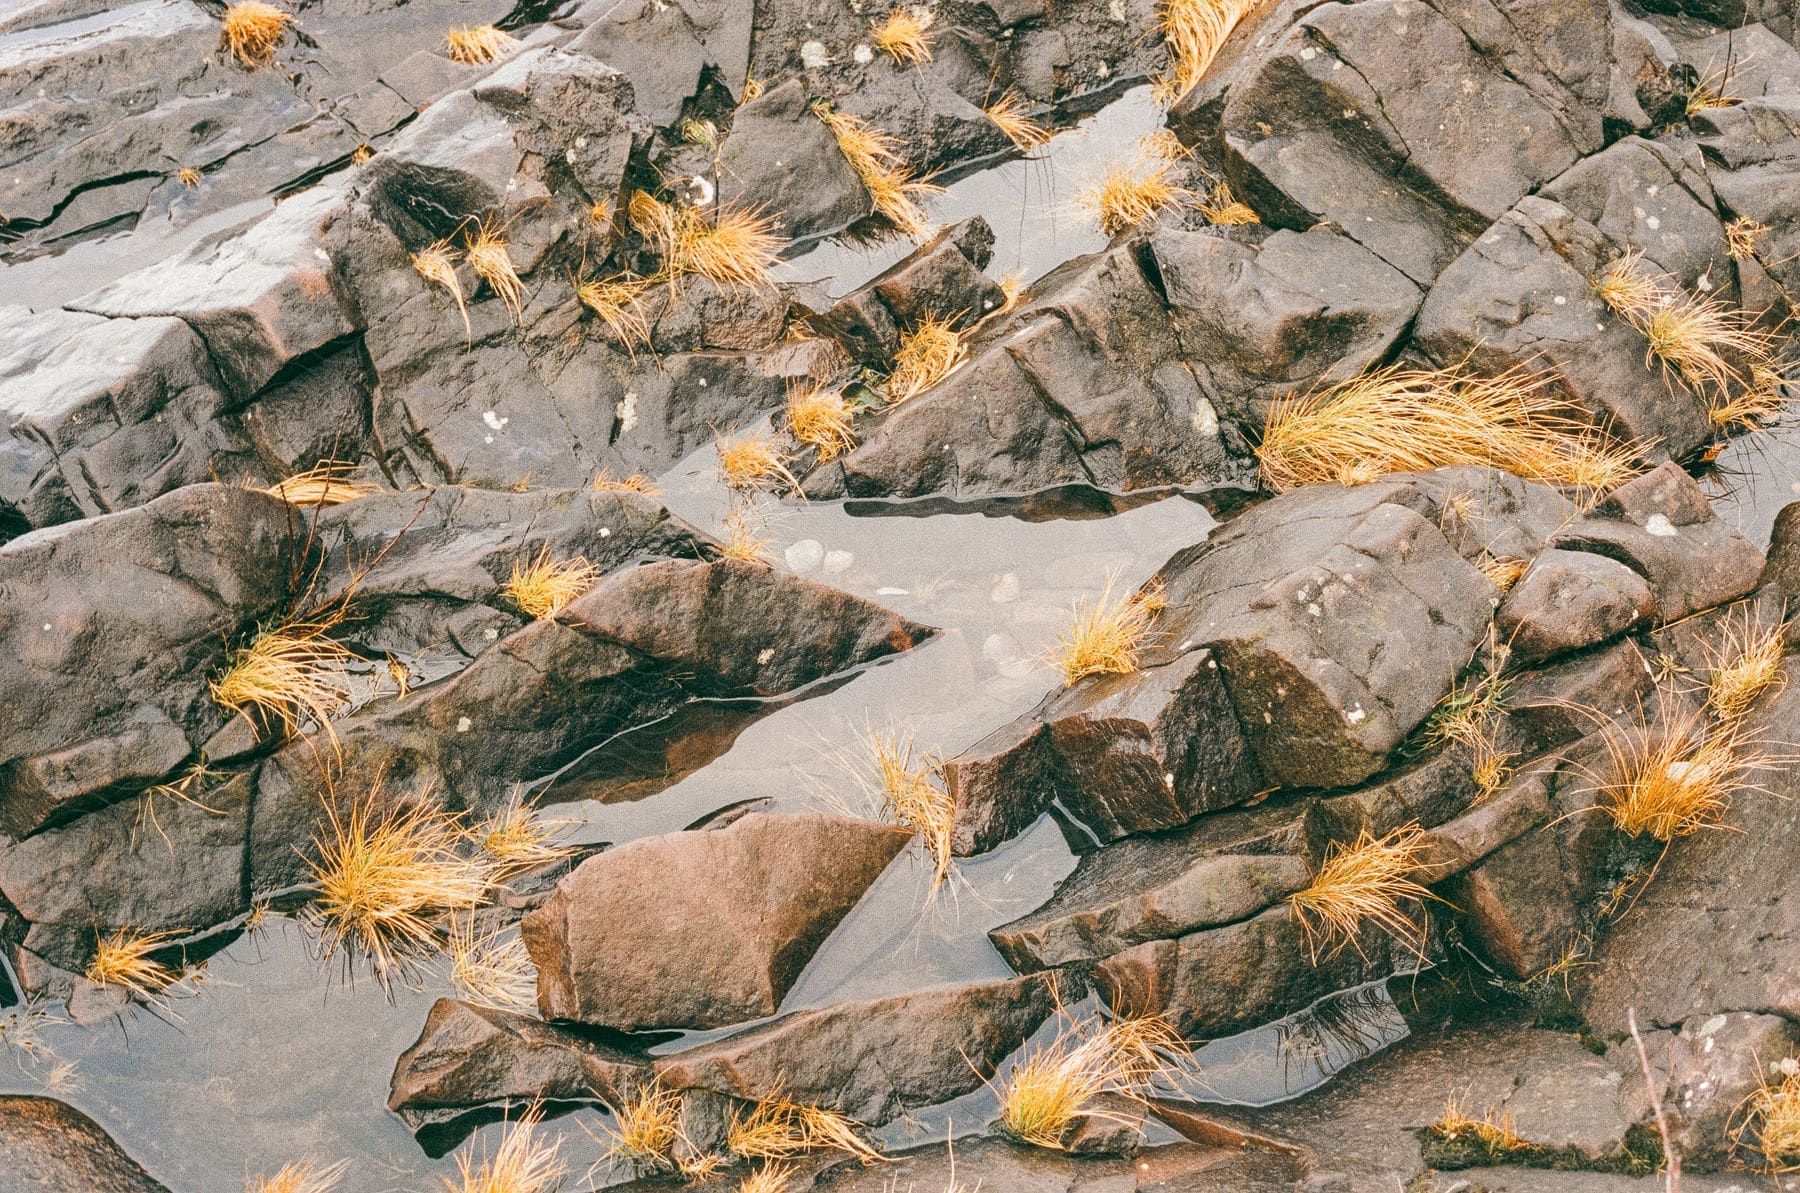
[523,811,911,1030]
[0,1096,169,1192]
[654,974,1060,1126]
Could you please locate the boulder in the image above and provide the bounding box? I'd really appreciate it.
[521,812,911,1029]
[716,79,872,242]
[0,1096,169,1192]
[1151,225,1421,430]
[653,975,1060,1125]
[567,0,750,125]
[1496,549,1657,664]
[810,218,1004,365]
[810,243,1233,502]
[388,998,648,1128]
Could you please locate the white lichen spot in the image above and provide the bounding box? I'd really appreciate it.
[598,526,611,538]
[456,716,472,733]
[1307,602,1323,616]
[1300,46,1317,61]
[756,647,775,665]
[575,136,588,149]
[852,43,874,64]
[801,40,830,68]
[1109,0,1126,18]
[1645,513,1678,537]
[616,392,639,434]
[1263,710,1274,724]
[684,175,715,205]
[482,410,509,431]
[1646,216,1661,230]
[1346,705,1366,725]
[1553,294,1567,305]
[1163,771,1175,788]
[1191,399,1219,436]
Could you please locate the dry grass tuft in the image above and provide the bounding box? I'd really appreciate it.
[671,204,784,287]
[445,24,517,66]
[412,239,472,340]
[1479,554,1529,592]
[248,1159,349,1193]
[592,469,658,495]
[1711,361,1792,432]
[1199,178,1258,225]
[506,546,599,621]
[1428,1093,1527,1154]
[1288,823,1437,962]
[1727,216,1768,261]
[221,1,290,66]
[444,1104,563,1193]
[470,788,573,879]
[445,919,536,1013]
[1687,64,1739,117]
[1704,606,1790,722]
[1577,711,1769,841]
[996,1013,1189,1149]
[351,144,373,165]
[1052,577,1163,686]
[1593,250,1668,324]
[86,928,178,998]
[787,382,858,461]
[817,106,942,240]
[1077,151,1191,236]
[727,1099,883,1164]
[178,166,202,189]
[576,273,653,355]
[871,8,934,65]
[1256,363,1642,497]
[597,1081,680,1166]
[464,217,526,325]
[676,1153,727,1181]
[256,463,378,507]
[1740,1063,1800,1172]
[720,499,775,563]
[1155,0,1263,104]
[887,315,968,404]
[986,90,1051,150]
[211,611,356,743]
[307,794,491,985]
[1640,295,1778,403]
[736,1165,792,1193]
[716,429,800,493]
[870,729,954,890]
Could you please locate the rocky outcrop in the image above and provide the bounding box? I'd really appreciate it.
[0,1096,170,1192]
[522,812,911,1030]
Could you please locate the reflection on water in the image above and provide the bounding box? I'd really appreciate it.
[1705,421,1800,546]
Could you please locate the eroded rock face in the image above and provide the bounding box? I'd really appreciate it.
[388,998,648,1128]
[0,484,302,835]
[653,974,1060,1125]
[0,1096,170,1192]
[522,812,911,1030]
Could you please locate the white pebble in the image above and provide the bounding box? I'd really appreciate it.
[823,549,853,573]
[785,539,825,571]
[990,573,1022,603]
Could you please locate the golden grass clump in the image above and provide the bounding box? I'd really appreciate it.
[1155,0,1263,103]
[248,1159,349,1193]
[307,795,491,983]
[727,1099,883,1164]
[1580,712,1766,841]
[870,729,954,890]
[593,469,659,494]
[1640,295,1778,403]
[1199,179,1258,225]
[671,204,783,287]
[1727,216,1768,261]
[985,90,1051,150]
[996,1013,1189,1149]
[412,239,472,339]
[445,1104,563,1193]
[470,788,573,879]
[465,217,526,325]
[598,1082,681,1166]
[736,1166,791,1193]
[1687,64,1739,117]
[1740,1063,1800,1172]
[445,920,537,1012]
[1052,578,1164,686]
[576,273,653,354]
[1256,363,1642,497]
[720,499,775,563]
[506,546,599,621]
[1593,250,1667,324]
[351,144,373,165]
[178,167,202,189]
[1288,823,1437,962]
[1711,361,1791,432]
[1479,554,1529,592]
[211,612,356,743]
[888,315,968,404]
[872,7,934,64]
[787,382,858,461]
[255,463,378,507]
[1427,1094,1527,1154]
[1077,151,1190,236]
[1704,607,1790,722]
[221,1,291,66]
[716,429,799,493]
[86,928,178,997]
[445,24,517,66]
[817,107,942,240]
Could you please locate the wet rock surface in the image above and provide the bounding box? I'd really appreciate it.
[4,0,1800,1187]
